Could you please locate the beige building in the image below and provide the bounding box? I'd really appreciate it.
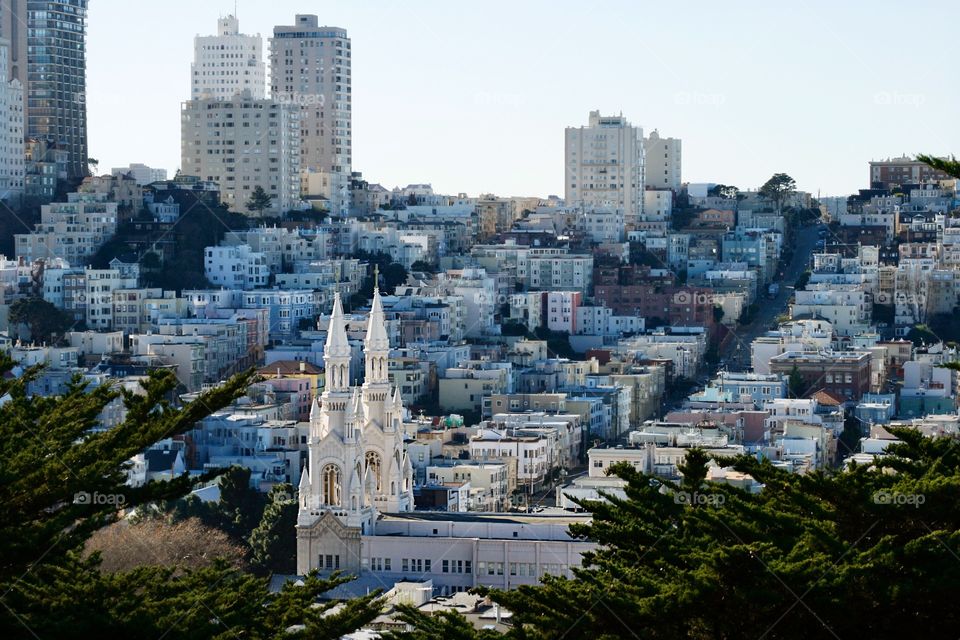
[180,92,301,215]
[565,110,644,225]
[271,15,351,216]
[643,129,682,192]
[15,193,117,263]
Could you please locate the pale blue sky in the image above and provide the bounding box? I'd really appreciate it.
[87,0,958,199]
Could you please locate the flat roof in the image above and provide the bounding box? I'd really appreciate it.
[379,510,592,527]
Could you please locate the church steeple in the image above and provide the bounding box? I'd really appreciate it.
[363,284,390,384]
[324,292,351,392]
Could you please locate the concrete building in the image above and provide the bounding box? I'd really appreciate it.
[111,163,167,186]
[191,15,265,100]
[769,350,872,401]
[204,244,270,290]
[25,0,88,179]
[271,15,351,216]
[14,193,117,262]
[565,111,644,226]
[0,38,22,203]
[180,92,301,215]
[643,129,681,191]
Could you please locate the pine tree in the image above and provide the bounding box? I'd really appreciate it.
[246,185,274,215]
[249,483,298,574]
[392,438,960,638]
[0,356,383,638]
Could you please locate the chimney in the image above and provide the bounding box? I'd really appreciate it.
[299,361,306,373]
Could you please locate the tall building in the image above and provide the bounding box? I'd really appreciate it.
[25,0,88,179]
[643,129,681,192]
[0,38,23,201]
[270,15,351,216]
[0,0,27,85]
[565,111,644,226]
[191,15,265,101]
[180,91,301,215]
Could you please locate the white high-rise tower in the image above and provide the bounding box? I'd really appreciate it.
[191,15,266,100]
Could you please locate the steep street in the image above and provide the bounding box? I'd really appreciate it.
[721,222,822,371]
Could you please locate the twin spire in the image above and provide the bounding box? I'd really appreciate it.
[323,282,391,392]
[325,287,390,355]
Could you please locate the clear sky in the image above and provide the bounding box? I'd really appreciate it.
[87,0,958,199]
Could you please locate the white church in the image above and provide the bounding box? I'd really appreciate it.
[296,287,596,593]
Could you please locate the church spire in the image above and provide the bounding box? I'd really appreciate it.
[364,286,390,350]
[363,285,390,384]
[324,293,351,393]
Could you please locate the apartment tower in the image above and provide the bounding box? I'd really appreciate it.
[270,15,351,216]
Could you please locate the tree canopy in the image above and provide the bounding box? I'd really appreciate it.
[0,358,382,638]
[759,173,797,214]
[246,186,274,215]
[394,432,960,638]
[8,296,75,344]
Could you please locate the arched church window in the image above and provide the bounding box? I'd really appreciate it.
[365,451,382,491]
[321,463,341,506]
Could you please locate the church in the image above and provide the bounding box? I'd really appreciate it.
[296,287,596,592]
[296,286,415,574]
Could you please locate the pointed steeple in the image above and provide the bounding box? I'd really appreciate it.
[323,293,351,393]
[363,286,390,384]
[364,287,390,351]
[325,293,351,358]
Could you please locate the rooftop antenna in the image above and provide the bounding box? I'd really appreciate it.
[374,263,380,290]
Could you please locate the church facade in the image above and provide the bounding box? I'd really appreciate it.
[296,288,415,575]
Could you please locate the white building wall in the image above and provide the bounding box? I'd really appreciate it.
[192,16,266,100]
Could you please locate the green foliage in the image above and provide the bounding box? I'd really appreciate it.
[794,270,811,291]
[708,184,740,200]
[245,186,274,215]
[141,204,249,292]
[533,327,576,360]
[410,260,439,273]
[249,484,298,574]
[0,359,383,637]
[8,296,74,343]
[788,364,806,398]
[170,466,267,543]
[349,250,409,303]
[907,323,939,346]
[398,435,960,638]
[916,153,960,180]
[759,172,797,214]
